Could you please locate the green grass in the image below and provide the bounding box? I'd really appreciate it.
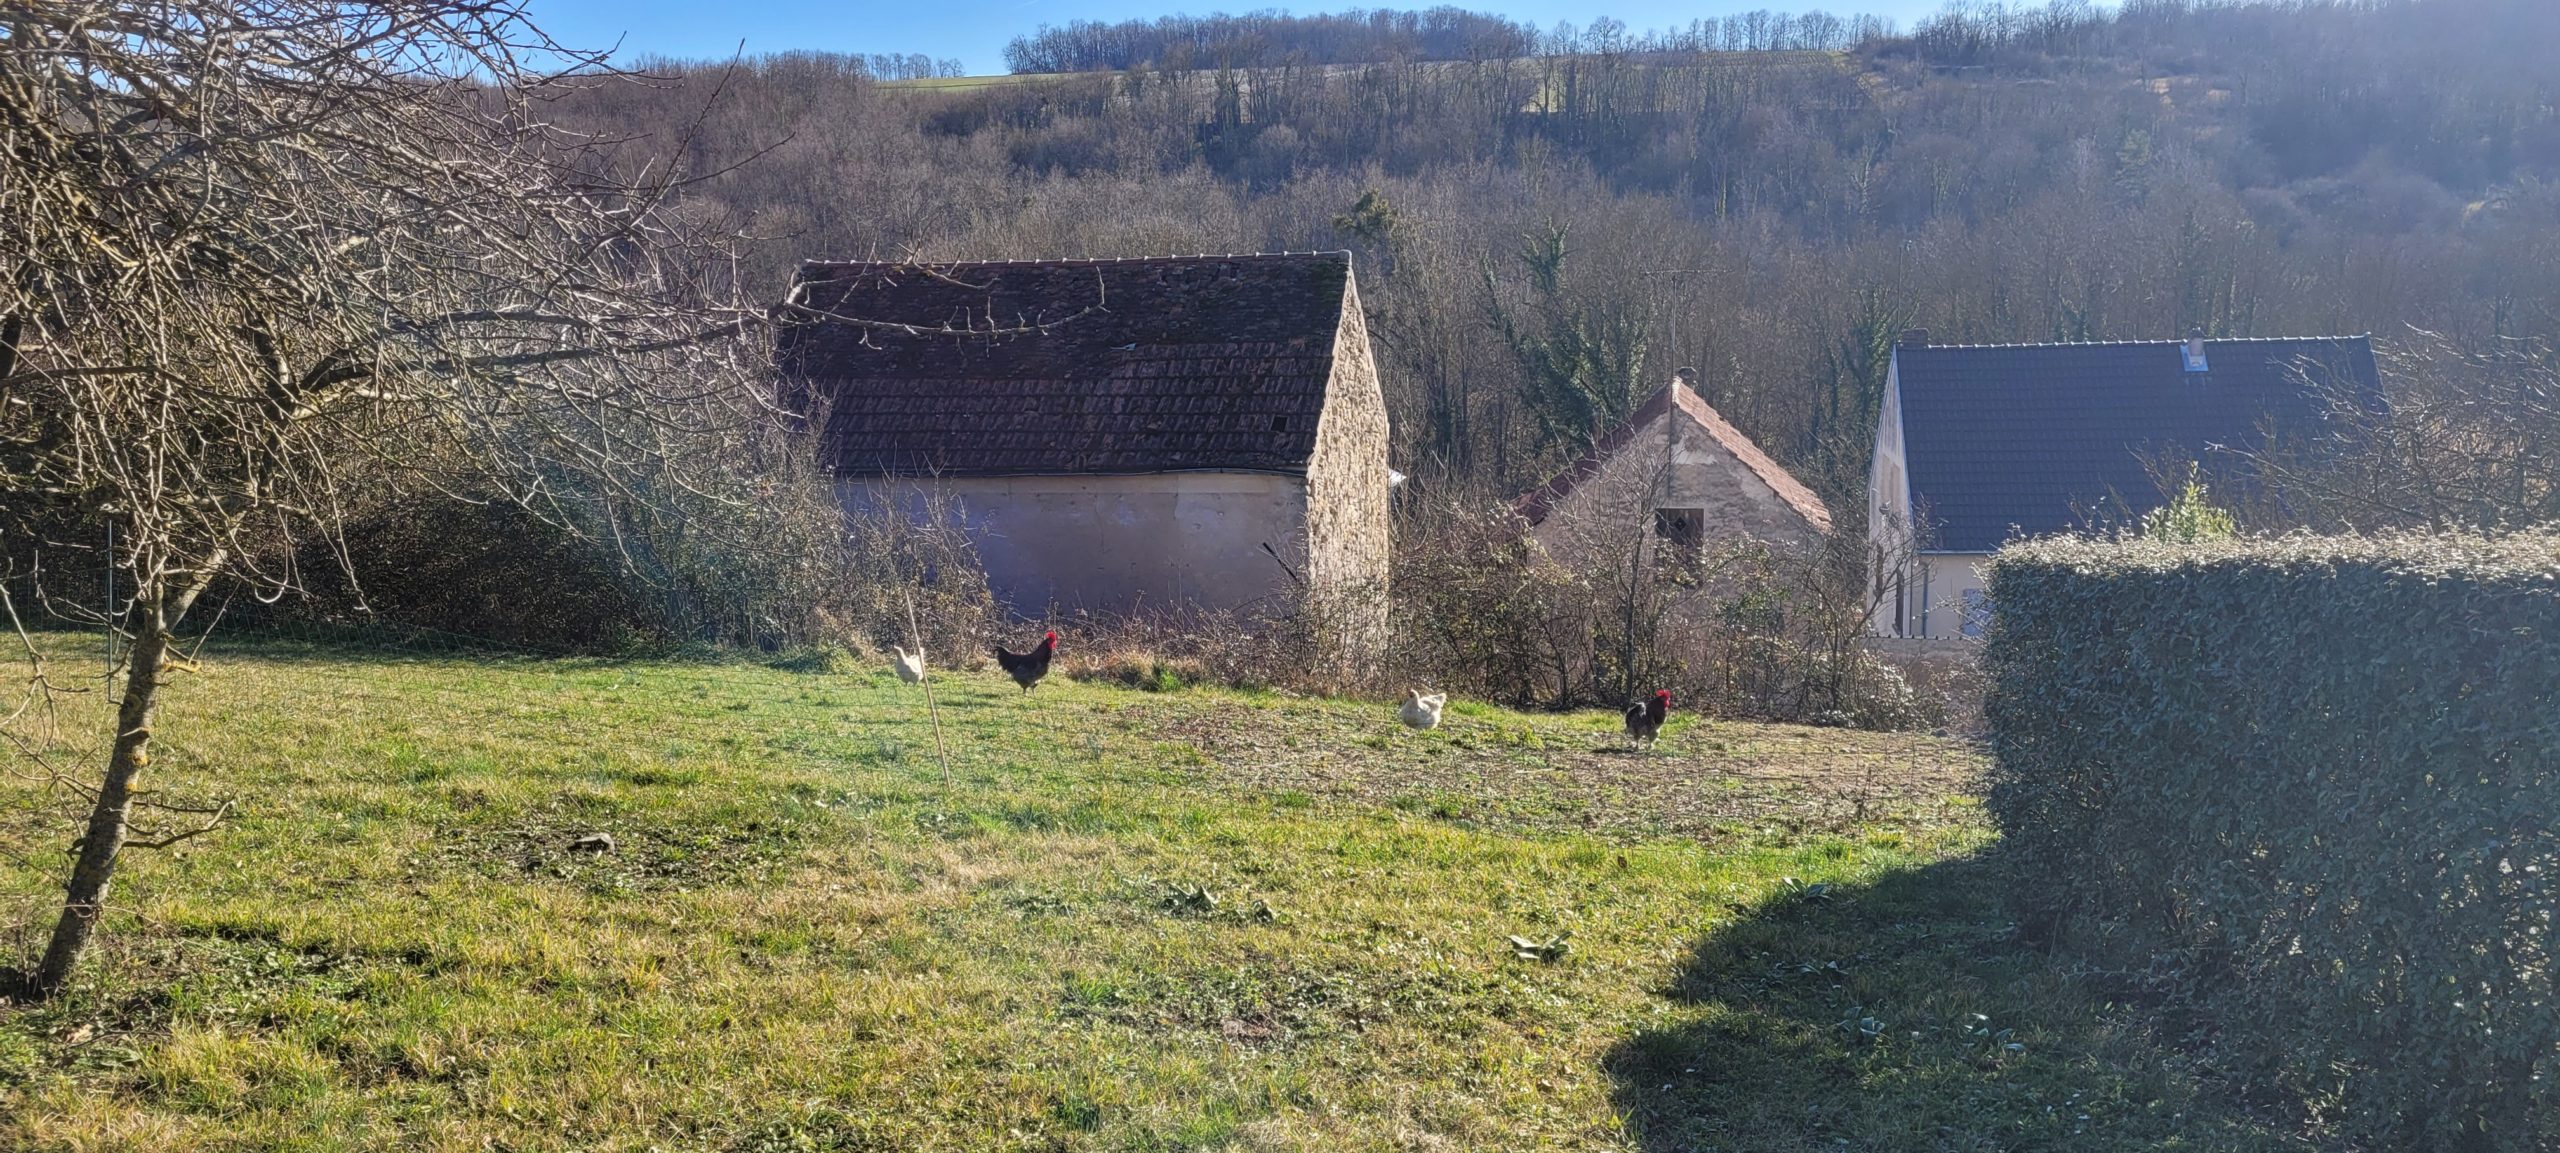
[0,635,2302,1150]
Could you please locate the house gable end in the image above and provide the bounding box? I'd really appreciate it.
[1518,380,1831,537]
[1302,270,1392,596]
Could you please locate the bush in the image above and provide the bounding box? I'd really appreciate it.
[828,482,997,668]
[1984,532,2560,1150]
[193,421,1002,658]
[1385,501,1938,727]
[1064,649,1210,692]
[281,497,657,651]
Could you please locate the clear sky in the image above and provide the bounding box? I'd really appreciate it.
[523,0,1954,75]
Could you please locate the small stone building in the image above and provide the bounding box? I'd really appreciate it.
[778,253,1390,624]
[1516,372,1833,561]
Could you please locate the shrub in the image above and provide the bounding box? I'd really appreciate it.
[828,482,997,668]
[190,432,1001,659]
[1984,532,2560,1149]
[280,497,657,651]
[1382,500,1937,727]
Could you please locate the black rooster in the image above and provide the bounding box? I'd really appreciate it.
[1624,689,1670,750]
[994,631,1058,694]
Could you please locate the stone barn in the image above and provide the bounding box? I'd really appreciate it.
[1515,370,1833,565]
[779,253,1391,623]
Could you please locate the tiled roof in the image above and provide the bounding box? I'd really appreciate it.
[780,254,1352,476]
[1516,380,1834,533]
[1895,336,2378,552]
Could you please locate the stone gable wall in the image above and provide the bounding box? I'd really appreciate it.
[1302,273,1393,651]
[1533,407,1825,555]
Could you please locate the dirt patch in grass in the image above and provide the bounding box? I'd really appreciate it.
[1128,702,1983,842]
[420,809,811,894]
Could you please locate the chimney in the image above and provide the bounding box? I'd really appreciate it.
[1672,366,1699,388]
[2182,326,2209,373]
[1897,328,1930,349]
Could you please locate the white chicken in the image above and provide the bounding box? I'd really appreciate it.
[1398,689,1447,730]
[892,646,927,685]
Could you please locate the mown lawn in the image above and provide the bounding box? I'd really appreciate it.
[0,636,2301,1151]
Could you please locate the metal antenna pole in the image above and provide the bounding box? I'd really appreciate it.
[1636,267,1715,380]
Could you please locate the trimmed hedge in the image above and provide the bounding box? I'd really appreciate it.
[1984,533,2560,1150]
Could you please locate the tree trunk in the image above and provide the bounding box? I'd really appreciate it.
[33,588,183,996]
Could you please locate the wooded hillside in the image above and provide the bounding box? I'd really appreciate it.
[563,0,2560,503]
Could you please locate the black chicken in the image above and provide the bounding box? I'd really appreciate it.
[1624,689,1670,750]
[994,631,1058,693]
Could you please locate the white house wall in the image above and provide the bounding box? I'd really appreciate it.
[1907,552,1993,640]
[1865,355,2000,639]
[843,473,1307,615]
[1867,357,1917,635]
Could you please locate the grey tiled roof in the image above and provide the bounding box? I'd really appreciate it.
[780,254,1351,476]
[1896,337,2378,552]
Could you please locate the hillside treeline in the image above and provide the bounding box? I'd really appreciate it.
[1002,7,1543,73]
[559,0,2560,505]
[1005,5,1896,74]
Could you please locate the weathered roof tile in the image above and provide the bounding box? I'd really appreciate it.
[779,254,1352,476]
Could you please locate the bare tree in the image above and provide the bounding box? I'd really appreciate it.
[2248,329,2560,533]
[1535,432,1690,707]
[0,1,788,996]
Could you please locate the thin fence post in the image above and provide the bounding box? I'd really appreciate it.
[103,520,115,670]
[903,588,952,787]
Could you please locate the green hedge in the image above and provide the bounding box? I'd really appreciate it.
[1984,533,2560,1150]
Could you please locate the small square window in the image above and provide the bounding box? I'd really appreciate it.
[1655,507,1706,579]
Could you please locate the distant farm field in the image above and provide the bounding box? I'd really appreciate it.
[879,72,1055,93]
[0,637,2303,1150]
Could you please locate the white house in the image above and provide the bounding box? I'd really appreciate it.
[1868,330,2379,639]
[779,253,1390,620]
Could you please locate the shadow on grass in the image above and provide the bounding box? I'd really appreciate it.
[1604,854,2300,1152]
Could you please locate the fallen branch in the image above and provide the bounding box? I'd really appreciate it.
[125,799,232,850]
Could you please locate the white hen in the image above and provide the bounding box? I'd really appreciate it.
[892,646,926,684]
[1398,689,1447,730]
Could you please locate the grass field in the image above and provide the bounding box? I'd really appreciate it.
[878,73,1056,93]
[0,636,2303,1151]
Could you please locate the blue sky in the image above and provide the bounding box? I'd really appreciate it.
[524,0,1954,74]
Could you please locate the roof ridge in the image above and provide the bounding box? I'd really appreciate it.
[799,251,1352,269]
[1903,334,2372,351]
